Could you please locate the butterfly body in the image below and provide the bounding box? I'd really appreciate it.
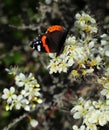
[30,25,68,56]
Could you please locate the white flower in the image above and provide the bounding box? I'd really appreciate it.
[20,82,42,104]
[30,119,38,127]
[72,125,85,130]
[89,41,95,48]
[84,100,92,110]
[15,73,39,88]
[95,56,102,64]
[71,98,95,125]
[105,50,109,57]
[85,68,94,74]
[14,95,23,110]
[67,54,75,66]
[27,87,41,100]
[98,47,105,56]
[21,98,30,111]
[75,13,85,26]
[2,87,17,104]
[101,88,109,99]
[71,105,85,119]
[100,33,109,57]
[100,33,109,42]
[15,73,26,87]
[90,56,102,67]
[14,95,31,111]
[101,39,107,45]
[100,33,108,38]
[93,100,105,110]
[71,99,92,119]
[65,36,77,45]
[58,61,68,73]
[24,105,31,111]
[86,123,97,130]
[48,53,56,58]
[45,0,52,4]
[48,60,59,74]
[85,109,100,124]
[105,68,109,76]
[21,89,27,96]
[90,26,98,33]
[37,98,43,104]
[98,111,109,126]
[5,66,19,75]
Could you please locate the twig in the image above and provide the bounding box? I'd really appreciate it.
[3,113,28,130]
[9,24,38,31]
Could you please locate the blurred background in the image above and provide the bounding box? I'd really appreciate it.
[0,0,109,130]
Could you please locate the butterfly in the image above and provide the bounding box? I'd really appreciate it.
[30,25,69,56]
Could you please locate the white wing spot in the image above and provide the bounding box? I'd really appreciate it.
[37,45,41,51]
[36,41,39,44]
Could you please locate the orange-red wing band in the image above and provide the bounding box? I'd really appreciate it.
[47,25,63,33]
[41,35,51,53]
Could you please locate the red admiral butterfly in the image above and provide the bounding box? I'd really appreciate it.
[30,25,69,56]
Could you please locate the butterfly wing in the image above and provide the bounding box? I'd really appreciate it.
[30,25,70,56]
[46,30,67,54]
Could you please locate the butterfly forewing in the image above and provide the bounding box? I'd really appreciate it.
[46,30,66,53]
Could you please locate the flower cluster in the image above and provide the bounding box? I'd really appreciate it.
[2,69,42,111]
[99,68,109,100]
[99,33,109,58]
[64,12,109,130]
[74,12,97,34]
[48,12,104,76]
[70,67,109,130]
[71,96,109,130]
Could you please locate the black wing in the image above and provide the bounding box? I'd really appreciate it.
[46,30,67,55]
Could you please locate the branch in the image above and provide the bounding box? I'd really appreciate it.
[3,113,28,130]
[9,24,38,31]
